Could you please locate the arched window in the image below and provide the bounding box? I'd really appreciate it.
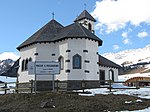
[29,57,32,62]
[58,56,64,70]
[21,60,25,71]
[25,59,28,70]
[73,54,82,69]
[88,23,92,31]
[109,69,114,81]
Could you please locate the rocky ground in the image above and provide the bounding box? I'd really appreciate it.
[0,92,150,112]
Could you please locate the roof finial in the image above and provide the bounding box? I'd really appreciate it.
[52,12,55,19]
[84,3,87,10]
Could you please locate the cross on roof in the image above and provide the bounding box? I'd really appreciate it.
[84,3,87,10]
[52,12,55,19]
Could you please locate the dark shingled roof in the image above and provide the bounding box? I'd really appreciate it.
[17,19,102,50]
[98,55,121,68]
[74,10,96,22]
[17,19,64,50]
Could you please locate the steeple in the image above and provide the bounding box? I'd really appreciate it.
[74,10,96,33]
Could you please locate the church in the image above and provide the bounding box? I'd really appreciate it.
[17,10,120,91]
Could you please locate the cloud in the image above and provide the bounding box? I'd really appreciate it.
[137,31,148,38]
[122,32,128,38]
[113,44,120,50]
[121,29,132,44]
[123,38,132,45]
[92,0,150,33]
[0,52,19,61]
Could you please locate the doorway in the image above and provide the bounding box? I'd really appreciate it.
[100,70,105,85]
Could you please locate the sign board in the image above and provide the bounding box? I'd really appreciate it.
[35,61,60,75]
[28,62,35,74]
[28,61,60,75]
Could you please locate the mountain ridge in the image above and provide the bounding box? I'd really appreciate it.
[103,44,150,66]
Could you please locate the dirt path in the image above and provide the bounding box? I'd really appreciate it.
[0,92,150,112]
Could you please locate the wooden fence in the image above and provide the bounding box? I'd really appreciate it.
[0,81,34,94]
[54,80,140,92]
[0,79,147,94]
[99,80,141,92]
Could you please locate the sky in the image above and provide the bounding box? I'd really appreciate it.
[0,0,150,56]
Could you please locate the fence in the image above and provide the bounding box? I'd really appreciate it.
[0,79,146,94]
[99,80,140,92]
[54,80,141,92]
[0,81,34,94]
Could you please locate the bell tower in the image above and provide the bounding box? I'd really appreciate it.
[74,10,96,33]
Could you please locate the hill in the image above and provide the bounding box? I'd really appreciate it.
[103,44,150,75]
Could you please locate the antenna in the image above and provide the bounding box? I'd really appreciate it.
[52,12,55,19]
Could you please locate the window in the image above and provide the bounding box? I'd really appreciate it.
[83,50,88,53]
[29,57,32,62]
[21,60,25,71]
[58,56,64,70]
[66,50,71,52]
[25,59,28,70]
[109,69,114,81]
[73,54,81,69]
[88,23,92,31]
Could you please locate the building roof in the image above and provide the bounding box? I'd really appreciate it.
[98,55,121,68]
[74,10,96,22]
[17,19,102,50]
[17,19,64,50]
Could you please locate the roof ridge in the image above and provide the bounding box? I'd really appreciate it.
[74,10,96,22]
[77,23,88,37]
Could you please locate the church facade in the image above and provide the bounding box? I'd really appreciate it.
[17,10,120,90]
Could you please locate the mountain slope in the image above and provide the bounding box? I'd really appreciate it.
[103,44,150,75]
[0,52,19,75]
[103,44,150,66]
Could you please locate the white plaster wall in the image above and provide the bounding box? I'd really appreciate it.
[18,38,100,82]
[85,39,99,80]
[99,66,118,81]
[67,38,86,80]
[18,45,36,82]
[67,38,99,80]
[56,40,68,81]
[34,42,68,81]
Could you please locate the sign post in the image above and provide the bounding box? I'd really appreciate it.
[52,73,55,91]
[28,61,60,92]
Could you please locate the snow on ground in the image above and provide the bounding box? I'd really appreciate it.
[79,84,150,112]
[79,74,150,112]
[119,73,150,82]
[0,76,16,94]
[0,76,16,82]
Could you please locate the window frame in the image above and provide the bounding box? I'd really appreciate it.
[73,54,82,69]
[58,56,64,70]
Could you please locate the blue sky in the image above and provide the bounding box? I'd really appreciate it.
[0,0,150,55]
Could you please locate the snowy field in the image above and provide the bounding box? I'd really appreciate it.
[0,76,16,94]
[78,73,150,112]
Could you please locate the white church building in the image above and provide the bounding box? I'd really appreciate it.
[17,10,120,91]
